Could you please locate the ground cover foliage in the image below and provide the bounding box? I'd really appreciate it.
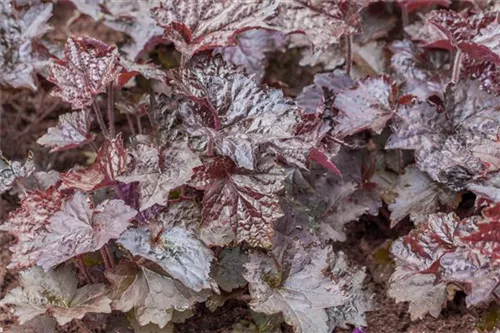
[1,0,500,332]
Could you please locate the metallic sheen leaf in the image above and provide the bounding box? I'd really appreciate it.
[0,265,111,325]
[119,226,218,292]
[37,110,95,153]
[49,36,120,109]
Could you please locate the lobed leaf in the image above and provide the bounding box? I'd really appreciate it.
[36,110,95,153]
[0,187,67,269]
[61,134,127,192]
[271,0,366,55]
[389,204,500,314]
[387,166,459,227]
[0,265,111,325]
[36,192,137,270]
[117,137,201,211]
[107,262,210,328]
[169,55,300,170]
[119,226,218,292]
[0,1,53,90]
[244,244,346,333]
[0,151,35,195]
[332,75,397,138]
[49,36,120,109]
[151,0,278,59]
[190,156,286,248]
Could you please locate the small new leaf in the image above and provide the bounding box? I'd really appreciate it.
[0,151,35,194]
[332,75,397,138]
[37,110,95,153]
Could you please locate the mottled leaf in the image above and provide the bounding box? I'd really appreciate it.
[428,10,500,63]
[387,166,460,227]
[107,262,210,328]
[117,138,201,211]
[389,40,449,99]
[151,0,279,58]
[61,134,127,191]
[0,151,35,194]
[49,36,120,109]
[169,55,300,170]
[271,0,366,55]
[244,245,346,333]
[326,252,373,330]
[0,187,67,269]
[37,110,95,153]
[119,226,218,292]
[0,265,111,325]
[0,2,53,90]
[190,156,286,248]
[389,205,500,314]
[332,75,397,138]
[35,192,136,270]
[387,79,500,192]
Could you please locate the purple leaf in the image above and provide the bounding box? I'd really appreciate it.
[189,156,286,248]
[0,151,35,194]
[0,187,68,269]
[106,262,210,328]
[117,137,201,211]
[0,2,53,90]
[49,36,120,109]
[0,265,111,325]
[151,0,279,59]
[36,110,95,153]
[36,192,137,270]
[332,75,398,138]
[61,134,127,192]
[119,226,218,292]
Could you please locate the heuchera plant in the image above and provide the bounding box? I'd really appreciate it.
[1,0,500,332]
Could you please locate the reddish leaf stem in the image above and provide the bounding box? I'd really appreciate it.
[146,94,160,146]
[345,34,353,77]
[104,243,115,269]
[107,82,115,137]
[125,113,136,135]
[452,49,463,84]
[92,102,109,138]
[402,5,409,37]
[75,320,92,333]
[76,255,92,283]
[136,115,143,134]
[100,247,112,270]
